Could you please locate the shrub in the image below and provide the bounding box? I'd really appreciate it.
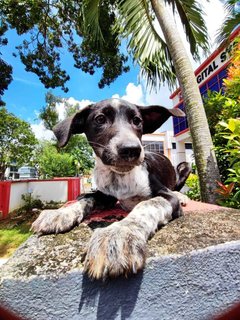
[185,173,201,201]
[214,119,240,208]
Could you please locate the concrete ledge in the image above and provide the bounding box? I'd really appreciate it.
[0,207,240,320]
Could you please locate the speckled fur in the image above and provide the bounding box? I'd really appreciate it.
[32,98,190,279]
[31,199,94,235]
[84,197,173,279]
[94,157,151,211]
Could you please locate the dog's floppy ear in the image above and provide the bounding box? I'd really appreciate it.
[138,105,185,134]
[53,105,92,147]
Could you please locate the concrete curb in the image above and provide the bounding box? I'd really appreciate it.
[1,240,240,320]
[1,206,240,319]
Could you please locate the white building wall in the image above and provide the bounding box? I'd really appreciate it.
[28,181,68,203]
[9,182,29,212]
[9,180,68,212]
[142,131,194,168]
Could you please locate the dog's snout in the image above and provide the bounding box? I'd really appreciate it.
[118,144,142,160]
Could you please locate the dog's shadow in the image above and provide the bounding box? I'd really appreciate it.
[78,271,143,320]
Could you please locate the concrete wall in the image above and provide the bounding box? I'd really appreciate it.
[9,182,28,212]
[9,180,68,212]
[28,180,68,203]
[0,240,240,320]
[0,178,80,217]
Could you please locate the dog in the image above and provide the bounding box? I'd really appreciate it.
[32,98,191,279]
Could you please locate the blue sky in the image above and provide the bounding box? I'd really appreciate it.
[2,29,141,122]
[1,0,226,137]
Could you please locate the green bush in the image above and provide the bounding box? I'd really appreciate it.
[215,119,240,209]
[185,173,201,201]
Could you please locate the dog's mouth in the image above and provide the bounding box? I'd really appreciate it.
[100,146,145,173]
[109,165,136,174]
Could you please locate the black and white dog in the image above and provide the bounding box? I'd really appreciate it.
[32,98,191,279]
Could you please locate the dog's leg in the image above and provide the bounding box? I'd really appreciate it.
[31,191,117,235]
[84,193,181,279]
[173,191,189,206]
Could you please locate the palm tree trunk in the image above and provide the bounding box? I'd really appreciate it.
[150,0,220,203]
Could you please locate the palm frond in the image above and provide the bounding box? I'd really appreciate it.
[216,0,240,45]
[118,0,177,89]
[164,0,209,59]
[82,0,104,43]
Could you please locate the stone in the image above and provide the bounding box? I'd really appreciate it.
[0,206,240,320]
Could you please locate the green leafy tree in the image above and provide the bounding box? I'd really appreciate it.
[38,92,62,130]
[36,141,76,178]
[0,0,129,98]
[0,22,12,106]
[204,38,240,182]
[37,92,94,176]
[0,107,37,180]
[214,119,240,208]
[63,135,95,175]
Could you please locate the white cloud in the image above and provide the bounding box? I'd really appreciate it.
[112,83,145,105]
[202,0,226,48]
[113,81,172,107]
[112,81,173,132]
[31,122,54,141]
[14,77,42,87]
[56,97,94,120]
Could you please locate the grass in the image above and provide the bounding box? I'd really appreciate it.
[0,224,32,258]
[0,200,62,259]
[0,209,38,258]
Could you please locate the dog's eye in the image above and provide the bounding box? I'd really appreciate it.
[132,116,142,126]
[95,114,106,125]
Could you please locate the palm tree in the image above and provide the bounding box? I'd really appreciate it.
[216,0,240,44]
[83,0,221,203]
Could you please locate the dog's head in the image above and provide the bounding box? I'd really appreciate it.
[53,98,185,172]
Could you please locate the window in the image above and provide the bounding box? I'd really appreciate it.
[185,143,192,150]
[143,141,164,154]
[172,142,176,149]
[173,66,228,136]
[173,103,188,136]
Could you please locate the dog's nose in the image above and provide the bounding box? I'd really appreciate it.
[118,144,142,160]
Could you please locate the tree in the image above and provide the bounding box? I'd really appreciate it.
[0,22,12,106]
[0,107,37,180]
[0,0,129,100]
[36,141,76,178]
[216,0,240,44]
[38,92,94,176]
[38,92,62,131]
[84,0,220,203]
[1,1,221,202]
[63,135,95,175]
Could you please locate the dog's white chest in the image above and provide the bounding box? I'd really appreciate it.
[94,161,151,210]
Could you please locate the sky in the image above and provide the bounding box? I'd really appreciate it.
[1,0,226,139]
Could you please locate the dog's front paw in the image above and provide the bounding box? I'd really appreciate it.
[173,191,189,206]
[84,224,146,279]
[31,208,81,235]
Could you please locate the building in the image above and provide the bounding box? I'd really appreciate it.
[170,26,240,165]
[4,162,19,180]
[142,131,194,168]
[18,166,38,180]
